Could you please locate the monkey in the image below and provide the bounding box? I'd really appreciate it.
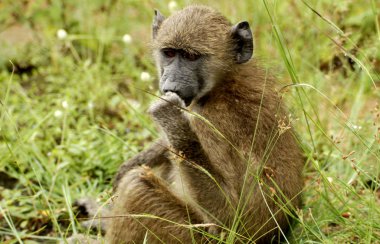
[69,5,304,244]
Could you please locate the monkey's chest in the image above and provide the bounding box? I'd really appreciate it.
[167,163,197,205]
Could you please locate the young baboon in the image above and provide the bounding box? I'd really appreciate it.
[74,5,304,244]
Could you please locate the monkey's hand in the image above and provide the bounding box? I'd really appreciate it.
[148,92,187,124]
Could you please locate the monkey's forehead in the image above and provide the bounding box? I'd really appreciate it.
[153,6,232,54]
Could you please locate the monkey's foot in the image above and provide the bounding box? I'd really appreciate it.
[62,234,101,244]
[74,197,110,233]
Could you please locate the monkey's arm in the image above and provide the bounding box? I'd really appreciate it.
[113,139,170,190]
[150,93,233,224]
[114,92,193,190]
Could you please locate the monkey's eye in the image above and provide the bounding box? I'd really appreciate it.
[162,49,176,58]
[181,51,200,61]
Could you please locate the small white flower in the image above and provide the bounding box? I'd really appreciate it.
[327,177,333,183]
[30,131,38,141]
[126,99,141,109]
[351,124,362,130]
[168,1,178,12]
[140,71,151,81]
[84,59,92,68]
[88,101,94,109]
[62,100,69,109]
[57,29,68,40]
[54,110,63,118]
[122,34,132,44]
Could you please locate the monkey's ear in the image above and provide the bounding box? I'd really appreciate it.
[231,21,254,64]
[153,10,165,39]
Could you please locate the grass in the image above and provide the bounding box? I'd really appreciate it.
[0,0,379,243]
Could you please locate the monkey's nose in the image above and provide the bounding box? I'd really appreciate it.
[162,88,172,94]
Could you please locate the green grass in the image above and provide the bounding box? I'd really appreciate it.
[0,0,379,243]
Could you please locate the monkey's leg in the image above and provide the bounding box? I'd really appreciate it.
[106,166,205,244]
[113,139,170,190]
[73,141,171,234]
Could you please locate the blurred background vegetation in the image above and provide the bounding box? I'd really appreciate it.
[0,0,379,243]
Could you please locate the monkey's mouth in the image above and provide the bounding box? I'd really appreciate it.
[182,96,194,107]
[162,89,194,106]
[171,91,194,107]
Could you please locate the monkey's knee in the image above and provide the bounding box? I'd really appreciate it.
[116,166,161,197]
[114,162,152,191]
[115,165,195,216]
[113,142,171,191]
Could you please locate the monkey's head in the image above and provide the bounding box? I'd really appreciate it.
[152,5,253,106]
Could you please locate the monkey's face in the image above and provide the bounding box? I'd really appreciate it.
[152,6,254,106]
[157,48,206,106]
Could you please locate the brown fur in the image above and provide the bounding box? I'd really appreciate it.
[106,5,304,244]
